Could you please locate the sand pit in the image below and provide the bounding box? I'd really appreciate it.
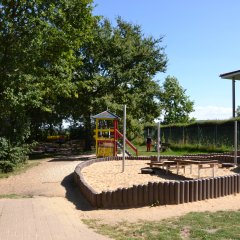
[82,160,236,193]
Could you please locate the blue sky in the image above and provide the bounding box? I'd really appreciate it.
[93,0,240,120]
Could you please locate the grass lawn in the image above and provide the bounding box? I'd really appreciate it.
[129,144,211,157]
[83,210,240,240]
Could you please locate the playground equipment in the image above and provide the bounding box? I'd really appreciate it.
[92,110,138,157]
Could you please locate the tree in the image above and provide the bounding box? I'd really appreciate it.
[0,1,96,171]
[0,0,95,144]
[64,17,168,148]
[160,76,194,124]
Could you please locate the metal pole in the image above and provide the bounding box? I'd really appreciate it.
[232,78,236,118]
[122,105,126,172]
[232,78,237,165]
[157,121,160,162]
[234,120,237,165]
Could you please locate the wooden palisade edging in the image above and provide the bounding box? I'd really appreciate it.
[74,156,240,208]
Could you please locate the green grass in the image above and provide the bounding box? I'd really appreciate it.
[169,143,231,154]
[0,160,41,178]
[0,194,33,199]
[126,143,230,157]
[129,144,207,157]
[83,210,240,240]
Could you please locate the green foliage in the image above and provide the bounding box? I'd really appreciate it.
[0,0,93,108]
[0,1,96,153]
[159,119,239,149]
[0,160,41,178]
[162,118,238,128]
[0,2,197,154]
[160,76,194,124]
[169,143,230,153]
[65,17,167,145]
[0,138,29,173]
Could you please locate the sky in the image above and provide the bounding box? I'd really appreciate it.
[92,0,240,120]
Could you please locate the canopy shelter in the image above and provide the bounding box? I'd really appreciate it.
[220,70,240,165]
[220,70,240,79]
[92,110,120,120]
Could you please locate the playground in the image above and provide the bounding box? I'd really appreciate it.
[65,108,239,214]
[81,159,237,193]
[0,156,239,226]
[1,109,239,239]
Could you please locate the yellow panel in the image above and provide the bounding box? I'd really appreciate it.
[97,137,114,141]
[97,147,114,157]
[94,129,114,132]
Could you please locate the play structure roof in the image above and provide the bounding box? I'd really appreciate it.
[220,70,240,80]
[92,110,120,120]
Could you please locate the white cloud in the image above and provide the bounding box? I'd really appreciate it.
[190,106,232,120]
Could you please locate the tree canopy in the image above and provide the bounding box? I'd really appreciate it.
[0,1,195,154]
[65,17,168,143]
[0,0,95,143]
[160,76,194,124]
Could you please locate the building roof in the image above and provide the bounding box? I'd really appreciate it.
[219,70,240,80]
[92,110,120,119]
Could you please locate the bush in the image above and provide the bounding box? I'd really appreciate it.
[169,143,230,153]
[0,138,29,173]
[0,161,15,172]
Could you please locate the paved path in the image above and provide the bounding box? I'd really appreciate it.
[0,158,110,240]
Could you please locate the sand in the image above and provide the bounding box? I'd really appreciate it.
[82,160,236,193]
[80,159,240,224]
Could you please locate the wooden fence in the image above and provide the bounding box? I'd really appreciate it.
[74,156,240,208]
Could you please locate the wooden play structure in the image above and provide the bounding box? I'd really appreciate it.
[92,110,138,157]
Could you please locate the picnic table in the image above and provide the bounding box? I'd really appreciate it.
[173,159,219,178]
[147,158,219,178]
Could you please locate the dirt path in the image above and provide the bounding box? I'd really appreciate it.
[0,158,78,197]
[0,158,110,240]
[0,197,109,240]
[0,157,239,230]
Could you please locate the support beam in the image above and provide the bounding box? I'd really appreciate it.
[157,122,160,162]
[122,105,126,172]
[232,78,236,118]
[232,78,237,165]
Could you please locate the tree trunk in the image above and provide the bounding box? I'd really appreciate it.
[84,114,93,151]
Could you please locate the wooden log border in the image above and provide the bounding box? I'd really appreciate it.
[74,155,240,208]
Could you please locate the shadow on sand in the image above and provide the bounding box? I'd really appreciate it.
[61,169,192,212]
[61,173,96,211]
[231,166,240,174]
[145,168,192,181]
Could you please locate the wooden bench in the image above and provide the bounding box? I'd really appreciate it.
[146,160,178,173]
[146,162,164,168]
